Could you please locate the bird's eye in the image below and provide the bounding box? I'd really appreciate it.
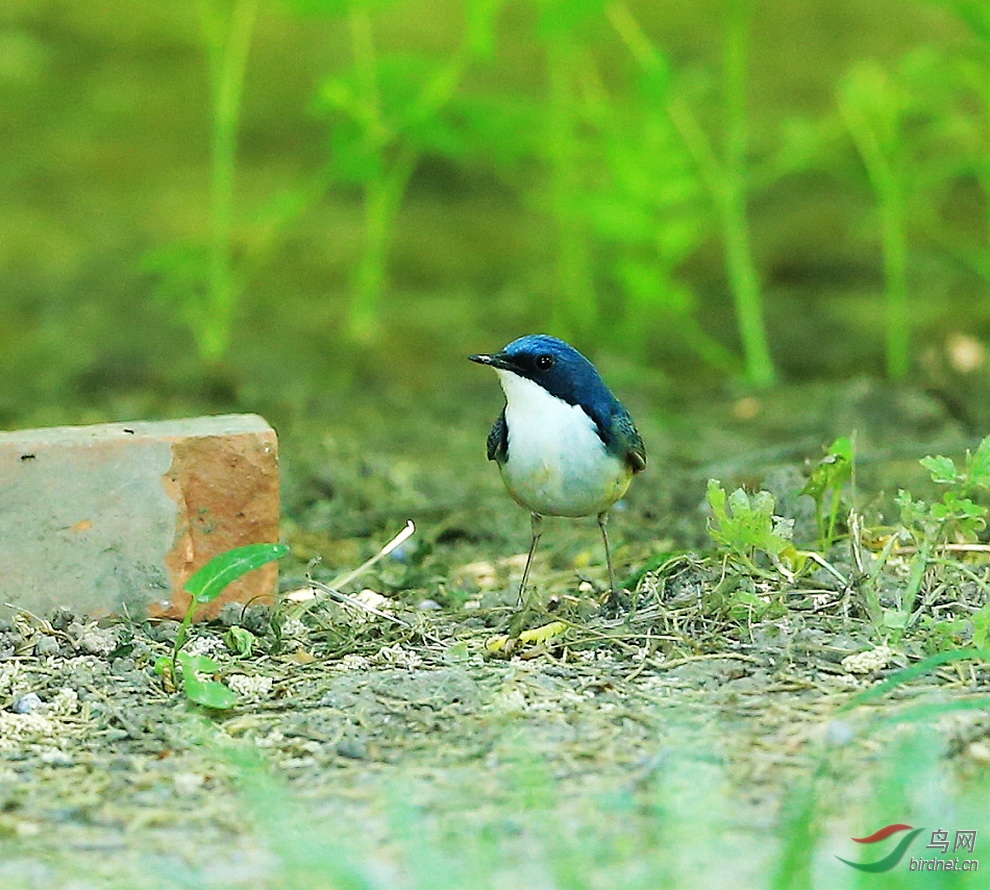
[535,354,555,370]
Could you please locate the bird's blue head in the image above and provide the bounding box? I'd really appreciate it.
[469,334,615,410]
[470,333,647,478]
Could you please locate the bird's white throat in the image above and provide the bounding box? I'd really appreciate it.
[495,369,630,518]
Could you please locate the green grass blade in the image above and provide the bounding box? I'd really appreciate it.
[839,648,988,711]
[184,542,289,604]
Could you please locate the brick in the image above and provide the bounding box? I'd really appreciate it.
[0,414,280,620]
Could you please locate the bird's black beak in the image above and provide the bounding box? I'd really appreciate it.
[469,352,513,371]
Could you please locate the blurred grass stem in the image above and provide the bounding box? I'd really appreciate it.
[196,0,259,362]
[342,1,494,342]
[668,0,775,387]
[863,140,910,381]
[721,0,774,387]
[838,63,911,380]
[546,35,597,340]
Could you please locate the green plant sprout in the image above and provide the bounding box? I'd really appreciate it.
[890,488,984,632]
[156,542,289,708]
[837,61,912,380]
[846,435,990,642]
[895,437,990,623]
[800,436,853,552]
[706,479,795,574]
[315,0,502,342]
[886,436,990,636]
[703,435,990,654]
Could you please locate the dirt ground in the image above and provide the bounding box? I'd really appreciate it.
[2,377,990,889]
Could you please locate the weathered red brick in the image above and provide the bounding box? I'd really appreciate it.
[0,414,280,620]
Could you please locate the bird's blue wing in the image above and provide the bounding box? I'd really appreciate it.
[486,409,508,463]
[605,409,646,474]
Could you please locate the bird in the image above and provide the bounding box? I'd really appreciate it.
[469,334,646,607]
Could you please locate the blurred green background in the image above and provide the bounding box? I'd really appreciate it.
[2,0,990,436]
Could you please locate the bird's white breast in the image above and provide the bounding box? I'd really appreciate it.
[495,369,631,518]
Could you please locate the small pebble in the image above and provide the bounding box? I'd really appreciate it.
[173,773,206,796]
[218,602,246,627]
[48,610,75,631]
[825,719,856,746]
[417,599,442,611]
[39,749,73,767]
[841,645,893,674]
[34,635,60,657]
[12,692,43,714]
[227,674,274,699]
[218,602,271,635]
[150,621,180,644]
[335,739,367,760]
[78,627,117,656]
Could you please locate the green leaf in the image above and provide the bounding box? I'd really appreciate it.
[185,543,289,604]
[883,610,908,629]
[967,435,990,488]
[829,436,854,463]
[974,601,990,650]
[707,478,729,525]
[176,652,237,710]
[895,489,927,528]
[706,480,791,559]
[225,626,256,657]
[154,654,172,678]
[802,437,853,499]
[727,589,772,621]
[183,674,238,709]
[933,492,985,522]
[920,454,958,485]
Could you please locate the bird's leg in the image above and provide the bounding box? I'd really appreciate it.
[598,511,618,606]
[517,512,543,606]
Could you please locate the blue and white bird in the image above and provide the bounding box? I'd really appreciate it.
[469,334,646,606]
